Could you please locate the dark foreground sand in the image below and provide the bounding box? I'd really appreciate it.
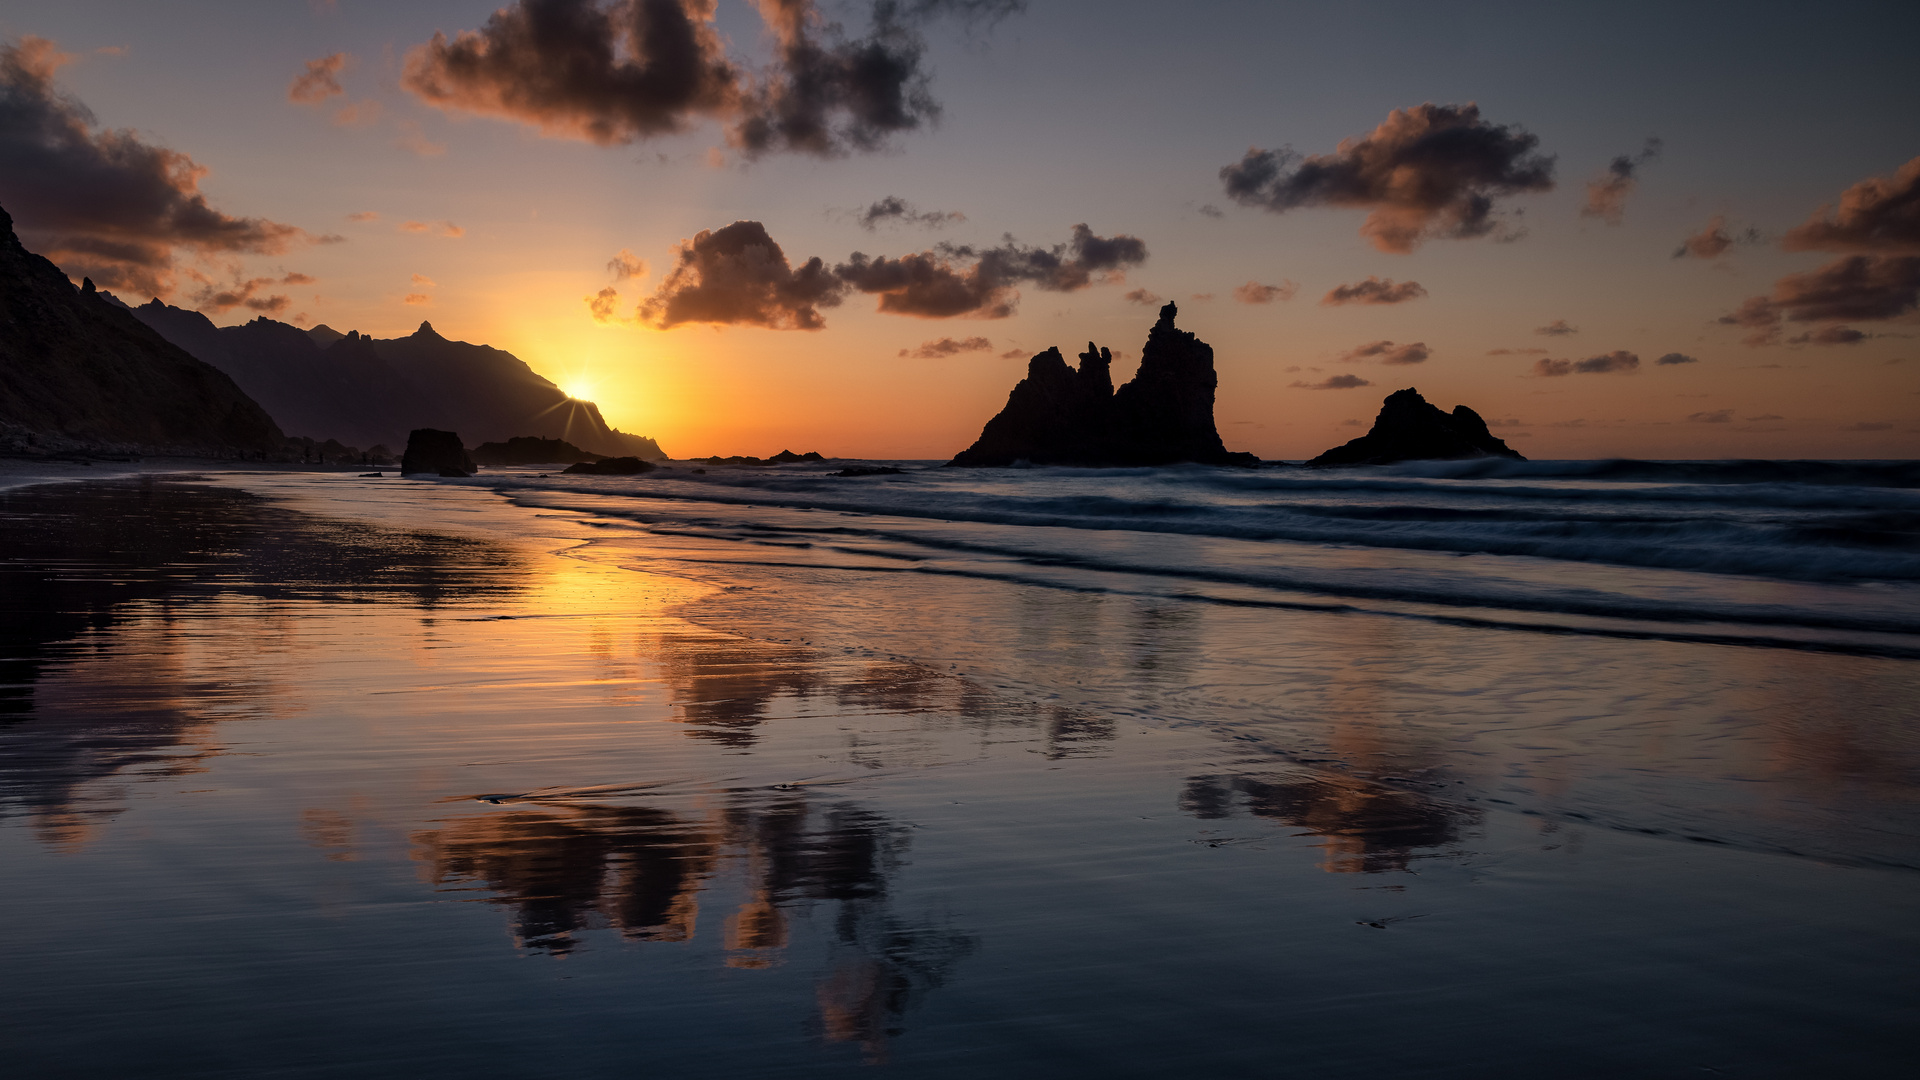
[1,472,1915,1078]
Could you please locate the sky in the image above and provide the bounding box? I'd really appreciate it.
[2,0,1917,460]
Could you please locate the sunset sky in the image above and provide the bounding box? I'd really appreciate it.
[2,0,1916,459]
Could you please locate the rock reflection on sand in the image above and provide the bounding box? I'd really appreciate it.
[414,796,973,1061]
[1182,772,1476,873]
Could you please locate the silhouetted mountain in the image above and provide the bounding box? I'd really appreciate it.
[0,204,282,455]
[129,303,665,459]
[1309,388,1524,466]
[950,303,1257,467]
[471,435,601,466]
[401,428,475,476]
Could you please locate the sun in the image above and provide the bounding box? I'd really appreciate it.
[559,377,593,401]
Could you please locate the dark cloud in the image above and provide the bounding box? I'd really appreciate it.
[638,219,846,329]
[1787,325,1867,345]
[1292,374,1372,390]
[1320,276,1426,306]
[0,36,319,297]
[1232,280,1296,304]
[289,53,348,104]
[1781,156,1920,254]
[194,271,315,315]
[1488,347,1548,355]
[402,1,740,145]
[1845,421,1894,432]
[834,223,1147,318]
[1721,255,1920,342]
[856,194,963,230]
[1122,287,1162,306]
[1687,409,1732,423]
[1219,103,1554,253]
[1535,319,1577,336]
[1673,214,1759,259]
[1655,352,1698,365]
[402,1,1017,157]
[1338,340,1429,365]
[1533,351,1639,376]
[1581,137,1661,225]
[1197,203,1224,219]
[898,335,991,358]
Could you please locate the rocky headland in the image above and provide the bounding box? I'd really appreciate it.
[1309,388,1524,466]
[950,303,1258,467]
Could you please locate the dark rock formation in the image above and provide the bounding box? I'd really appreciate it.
[562,456,656,475]
[128,305,667,460]
[836,465,905,477]
[768,449,826,463]
[0,204,283,455]
[472,436,602,466]
[401,429,476,476]
[949,303,1258,467]
[1308,388,1525,466]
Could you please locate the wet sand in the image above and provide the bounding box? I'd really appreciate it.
[2,472,1916,1078]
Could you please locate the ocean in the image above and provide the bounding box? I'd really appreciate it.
[2,459,1916,1077]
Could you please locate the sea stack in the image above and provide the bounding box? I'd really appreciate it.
[949,302,1257,467]
[401,428,476,476]
[1309,388,1524,466]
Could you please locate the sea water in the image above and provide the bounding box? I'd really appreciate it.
[1,461,1916,1077]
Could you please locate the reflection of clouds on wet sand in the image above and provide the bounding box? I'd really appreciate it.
[413,795,973,1060]
[1182,772,1477,874]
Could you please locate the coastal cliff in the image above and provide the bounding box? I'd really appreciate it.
[950,302,1257,467]
[0,204,283,455]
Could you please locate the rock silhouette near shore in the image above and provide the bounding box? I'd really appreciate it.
[1309,388,1524,466]
[401,429,476,476]
[950,302,1258,468]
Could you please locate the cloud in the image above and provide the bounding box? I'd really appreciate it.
[1197,203,1224,219]
[404,293,432,306]
[1580,137,1661,225]
[347,211,379,222]
[1292,374,1372,389]
[0,36,319,297]
[411,273,436,286]
[402,0,1018,158]
[400,219,463,238]
[899,335,992,358]
[638,219,846,329]
[332,100,384,128]
[1488,347,1548,355]
[1687,409,1732,423]
[834,223,1147,318]
[1219,102,1554,253]
[1655,352,1698,365]
[289,53,348,104]
[998,347,1025,359]
[393,118,446,157]
[1673,214,1759,259]
[1232,280,1296,304]
[192,271,316,315]
[1844,421,1894,431]
[1787,325,1867,345]
[1535,319,1577,336]
[587,286,621,322]
[1122,287,1162,306]
[1320,276,1426,306]
[1721,254,1920,341]
[609,248,648,280]
[1339,340,1429,365]
[1533,350,1640,376]
[1781,156,1920,254]
[856,195,964,230]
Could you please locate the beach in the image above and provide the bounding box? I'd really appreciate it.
[2,464,1917,1077]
